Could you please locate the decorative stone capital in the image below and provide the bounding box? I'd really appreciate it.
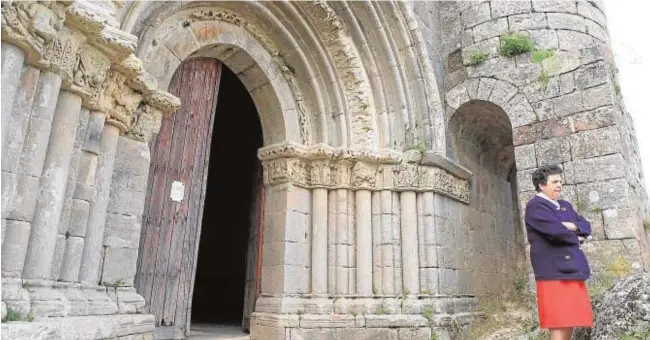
[125,103,163,143]
[258,142,471,202]
[66,43,111,107]
[98,71,143,132]
[1,1,69,64]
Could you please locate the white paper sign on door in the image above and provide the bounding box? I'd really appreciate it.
[170,181,185,202]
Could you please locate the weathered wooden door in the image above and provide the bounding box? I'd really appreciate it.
[135,58,222,339]
[242,166,264,331]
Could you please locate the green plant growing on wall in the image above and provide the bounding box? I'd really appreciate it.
[529,49,557,89]
[499,33,535,57]
[467,51,489,66]
[3,308,34,323]
[644,215,650,230]
[423,307,434,322]
[530,49,554,64]
[375,305,388,315]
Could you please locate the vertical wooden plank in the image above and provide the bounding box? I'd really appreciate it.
[177,59,223,336]
[149,60,192,326]
[135,64,184,315]
[242,166,263,331]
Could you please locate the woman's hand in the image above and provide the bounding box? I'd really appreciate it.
[562,222,578,232]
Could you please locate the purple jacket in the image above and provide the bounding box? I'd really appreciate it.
[525,196,592,281]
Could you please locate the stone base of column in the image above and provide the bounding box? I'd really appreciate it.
[251,295,479,340]
[1,314,154,340]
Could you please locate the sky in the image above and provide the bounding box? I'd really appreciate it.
[604,0,650,197]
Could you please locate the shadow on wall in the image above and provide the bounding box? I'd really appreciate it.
[448,99,526,297]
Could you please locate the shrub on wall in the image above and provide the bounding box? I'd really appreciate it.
[499,33,535,57]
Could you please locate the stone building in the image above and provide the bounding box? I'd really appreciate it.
[1,1,648,339]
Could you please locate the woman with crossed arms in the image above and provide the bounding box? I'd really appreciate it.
[525,165,593,340]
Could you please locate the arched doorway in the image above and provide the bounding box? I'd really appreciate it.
[135,58,264,339]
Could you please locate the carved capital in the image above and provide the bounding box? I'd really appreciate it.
[66,43,111,107]
[40,26,86,79]
[1,1,68,64]
[126,103,163,143]
[258,144,471,202]
[98,71,143,132]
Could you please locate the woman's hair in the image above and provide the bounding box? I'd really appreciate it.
[532,165,563,192]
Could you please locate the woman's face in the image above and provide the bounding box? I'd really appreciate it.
[540,174,563,200]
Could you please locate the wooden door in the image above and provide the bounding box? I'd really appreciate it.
[135,58,222,339]
[242,165,264,331]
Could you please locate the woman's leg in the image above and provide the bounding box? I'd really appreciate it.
[549,327,573,340]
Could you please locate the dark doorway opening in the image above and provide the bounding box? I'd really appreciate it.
[190,64,263,328]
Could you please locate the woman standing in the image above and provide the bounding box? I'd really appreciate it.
[525,165,593,340]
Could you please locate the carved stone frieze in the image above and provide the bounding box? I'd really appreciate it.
[258,142,471,202]
[98,71,143,132]
[40,26,87,78]
[1,1,68,64]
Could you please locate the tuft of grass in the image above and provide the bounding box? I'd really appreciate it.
[587,255,632,299]
[614,81,621,95]
[500,33,535,57]
[530,49,555,64]
[467,51,489,66]
[621,325,650,340]
[431,331,439,340]
[3,308,34,323]
[375,305,388,315]
[423,307,434,322]
[644,215,650,230]
[538,70,550,89]
[412,139,427,153]
[421,289,433,295]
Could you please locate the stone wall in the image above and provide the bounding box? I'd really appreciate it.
[442,0,650,282]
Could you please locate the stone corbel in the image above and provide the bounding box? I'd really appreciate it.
[125,103,163,143]
[1,1,69,65]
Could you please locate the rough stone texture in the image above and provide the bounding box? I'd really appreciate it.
[582,274,650,340]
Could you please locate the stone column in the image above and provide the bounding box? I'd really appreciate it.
[1,43,26,147]
[335,189,349,294]
[1,66,41,277]
[355,189,372,296]
[79,123,121,284]
[23,90,82,280]
[327,190,337,294]
[400,191,419,294]
[371,191,382,295]
[380,190,394,295]
[311,188,328,295]
[421,192,438,293]
[2,72,62,278]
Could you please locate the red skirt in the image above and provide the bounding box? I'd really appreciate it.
[536,280,593,329]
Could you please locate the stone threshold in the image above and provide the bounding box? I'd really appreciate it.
[1,313,154,340]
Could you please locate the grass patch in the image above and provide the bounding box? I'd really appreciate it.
[538,70,550,89]
[375,305,388,315]
[423,307,434,322]
[587,255,632,299]
[621,325,650,340]
[530,49,554,64]
[467,51,489,66]
[500,33,535,57]
[3,308,34,322]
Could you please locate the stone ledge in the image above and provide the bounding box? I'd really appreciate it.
[1,314,154,340]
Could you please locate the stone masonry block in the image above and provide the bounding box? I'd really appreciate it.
[568,106,616,132]
[1,220,30,277]
[558,30,594,51]
[6,174,39,221]
[103,213,142,248]
[491,0,531,18]
[399,328,431,340]
[585,19,609,42]
[577,1,607,27]
[101,247,139,286]
[529,29,559,50]
[533,0,578,13]
[107,172,148,216]
[575,61,608,89]
[83,113,106,154]
[508,13,548,31]
[533,91,583,120]
[472,18,508,42]
[67,199,90,237]
[535,137,571,167]
[603,208,640,240]
[576,179,630,211]
[571,154,626,184]
[115,137,151,177]
[569,126,622,159]
[546,13,586,32]
[504,94,537,128]
[582,84,614,110]
[461,2,491,29]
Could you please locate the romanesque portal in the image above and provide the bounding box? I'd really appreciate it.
[2,1,648,340]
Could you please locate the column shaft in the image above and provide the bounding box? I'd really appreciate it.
[355,189,372,296]
[335,189,348,294]
[311,188,328,295]
[380,190,394,295]
[371,191,382,295]
[23,90,82,279]
[327,190,337,294]
[400,191,419,294]
[79,123,121,283]
[1,43,26,148]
